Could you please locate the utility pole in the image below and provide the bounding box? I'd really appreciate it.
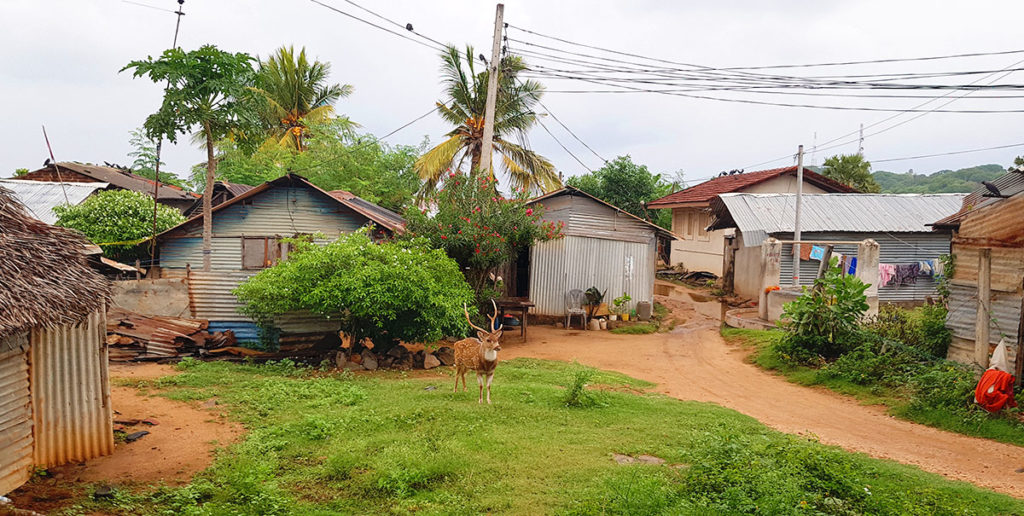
[478,3,504,177]
[857,123,864,157]
[792,144,804,286]
[149,0,186,272]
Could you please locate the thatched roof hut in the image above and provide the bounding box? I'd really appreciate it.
[0,185,110,339]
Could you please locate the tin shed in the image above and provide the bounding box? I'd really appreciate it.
[0,187,113,496]
[708,193,964,302]
[525,187,676,316]
[932,170,1024,367]
[152,174,405,343]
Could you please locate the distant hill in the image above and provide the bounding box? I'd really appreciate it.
[872,164,1005,193]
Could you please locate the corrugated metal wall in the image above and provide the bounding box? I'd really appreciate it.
[0,332,32,496]
[530,235,655,316]
[30,309,113,467]
[187,271,339,343]
[946,283,1021,346]
[773,231,950,302]
[565,196,655,244]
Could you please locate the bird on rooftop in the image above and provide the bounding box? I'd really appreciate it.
[981,181,1003,197]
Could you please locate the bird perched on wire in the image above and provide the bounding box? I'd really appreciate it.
[981,181,1006,198]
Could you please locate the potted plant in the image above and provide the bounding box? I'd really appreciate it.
[610,292,631,321]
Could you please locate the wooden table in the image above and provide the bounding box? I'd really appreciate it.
[494,298,534,340]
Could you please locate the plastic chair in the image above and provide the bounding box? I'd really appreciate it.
[565,289,588,330]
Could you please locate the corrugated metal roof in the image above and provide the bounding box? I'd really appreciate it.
[0,179,107,224]
[24,162,199,201]
[932,171,1024,229]
[710,193,965,246]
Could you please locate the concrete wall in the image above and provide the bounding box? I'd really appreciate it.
[669,206,728,274]
[111,278,190,318]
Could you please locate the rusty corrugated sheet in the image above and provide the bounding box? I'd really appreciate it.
[0,332,32,496]
[951,245,1024,293]
[30,310,113,467]
[955,191,1024,247]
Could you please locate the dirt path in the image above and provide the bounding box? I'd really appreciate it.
[7,364,242,514]
[503,287,1024,498]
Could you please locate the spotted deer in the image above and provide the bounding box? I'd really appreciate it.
[453,300,503,404]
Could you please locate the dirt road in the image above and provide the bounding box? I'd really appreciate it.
[503,289,1024,498]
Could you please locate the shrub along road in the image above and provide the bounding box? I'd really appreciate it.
[504,302,1024,498]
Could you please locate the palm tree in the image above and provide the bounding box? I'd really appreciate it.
[252,46,353,151]
[416,45,560,196]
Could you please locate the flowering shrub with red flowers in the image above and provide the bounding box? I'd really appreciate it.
[405,172,563,298]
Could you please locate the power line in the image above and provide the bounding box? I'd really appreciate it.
[521,68,1024,113]
[307,0,445,53]
[534,116,593,173]
[872,141,1024,164]
[338,0,450,51]
[507,23,1024,73]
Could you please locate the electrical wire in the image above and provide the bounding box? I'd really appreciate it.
[507,23,1024,73]
[338,0,451,51]
[872,141,1024,164]
[307,0,445,53]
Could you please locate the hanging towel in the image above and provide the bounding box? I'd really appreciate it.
[975,369,1017,413]
[790,244,813,261]
[917,260,933,276]
[878,264,896,287]
[809,246,825,261]
[932,258,945,279]
[848,257,857,275]
[893,263,920,286]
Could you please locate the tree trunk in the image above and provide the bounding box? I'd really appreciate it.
[202,122,215,272]
[469,142,482,176]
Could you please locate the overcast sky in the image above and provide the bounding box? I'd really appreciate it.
[3,1,1024,186]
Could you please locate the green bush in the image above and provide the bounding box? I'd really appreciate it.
[777,265,869,363]
[234,231,475,352]
[53,189,185,260]
[864,304,951,358]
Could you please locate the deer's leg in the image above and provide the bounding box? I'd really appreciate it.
[486,373,494,404]
[454,367,460,393]
[477,373,484,404]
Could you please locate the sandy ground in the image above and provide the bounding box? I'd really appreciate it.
[502,284,1024,498]
[7,363,242,514]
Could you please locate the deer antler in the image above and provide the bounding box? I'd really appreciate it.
[463,303,488,333]
[490,299,503,331]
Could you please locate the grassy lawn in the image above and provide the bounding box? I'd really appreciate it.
[69,357,1024,515]
[723,327,1024,448]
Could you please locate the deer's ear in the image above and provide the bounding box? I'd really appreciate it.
[476,330,489,341]
[493,331,503,341]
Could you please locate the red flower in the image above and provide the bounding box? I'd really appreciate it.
[449,172,456,178]
[526,208,534,216]
[440,235,447,240]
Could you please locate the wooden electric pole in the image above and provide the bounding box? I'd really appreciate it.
[478,3,504,177]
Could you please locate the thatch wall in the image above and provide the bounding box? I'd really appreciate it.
[0,186,110,338]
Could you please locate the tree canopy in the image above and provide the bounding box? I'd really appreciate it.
[404,172,561,303]
[565,155,679,229]
[252,45,353,151]
[872,164,1004,193]
[821,154,881,193]
[205,119,422,213]
[415,45,559,196]
[53,190,185,260]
